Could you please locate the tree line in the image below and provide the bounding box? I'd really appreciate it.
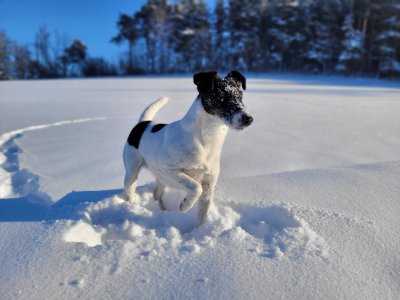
[1,0,400,80]
[113,0,400,78]
[0,27,117,80]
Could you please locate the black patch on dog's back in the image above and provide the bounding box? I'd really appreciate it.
[127,121,151,149]
[151,123,167,133]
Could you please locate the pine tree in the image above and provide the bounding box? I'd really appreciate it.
[170,0,211,72]
[265,3,298,72]
[106,0,400,76]
[376,2,400,77]
[280,3,310,72]
[151,0,174,73]
[336,14,365,74]
[212,0,229,70]
[192,0,212,71]
[135,0,175,73]
[62,39,87,77]
[305,0,345,73]
[228,0,263,71]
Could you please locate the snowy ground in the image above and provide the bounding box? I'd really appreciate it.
[0,75,399,299]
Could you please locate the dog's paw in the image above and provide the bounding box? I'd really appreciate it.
[124,193,136,202]
[158,199,167,211]
[180,198,194,212]
[119,192,129,201]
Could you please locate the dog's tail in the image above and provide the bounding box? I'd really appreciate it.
[138,97,169,122]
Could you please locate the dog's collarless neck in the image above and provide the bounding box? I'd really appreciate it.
[180,97,228,143]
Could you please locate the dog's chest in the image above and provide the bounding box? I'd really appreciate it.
[166,137,220,169]
[183,165,211,182]
[181,137,225,179]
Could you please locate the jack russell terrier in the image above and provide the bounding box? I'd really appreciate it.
[123,71,253,224]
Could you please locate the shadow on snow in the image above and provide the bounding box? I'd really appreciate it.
[0,189,122,222]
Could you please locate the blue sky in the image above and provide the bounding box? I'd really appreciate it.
[0,0,197,61]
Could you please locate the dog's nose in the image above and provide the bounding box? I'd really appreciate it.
[242,114,253,126]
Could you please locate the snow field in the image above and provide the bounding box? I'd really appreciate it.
[1,76,400,299]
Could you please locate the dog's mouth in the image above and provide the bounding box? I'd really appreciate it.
[226,112,253,130]
[234,125,249,130]
[231,124,250,131]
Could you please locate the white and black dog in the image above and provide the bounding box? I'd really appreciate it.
[123,71,253,224]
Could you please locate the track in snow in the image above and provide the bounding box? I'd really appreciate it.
[0,118,106,204]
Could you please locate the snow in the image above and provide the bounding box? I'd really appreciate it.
[181,28,196,36]
[1,75,400,299]
[380,60,400,72]
[377,30,400,41]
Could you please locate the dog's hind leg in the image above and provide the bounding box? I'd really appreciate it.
[123,144,143,202]
[153,181,167,211]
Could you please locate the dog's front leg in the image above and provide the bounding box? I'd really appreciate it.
[198,175,217,225]
[163,170,203,212]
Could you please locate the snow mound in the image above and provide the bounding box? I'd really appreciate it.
[237,204,328,259]
[63,186,327,260]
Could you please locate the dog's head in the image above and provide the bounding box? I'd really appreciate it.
[194,71,253,130]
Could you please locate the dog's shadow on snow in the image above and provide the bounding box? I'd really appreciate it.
[0,196,51,222]
[0,185,192,227]
[0,189,122,222]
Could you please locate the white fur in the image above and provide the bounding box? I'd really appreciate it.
[139,96,169,122]
[231,112,244,129]
[123,96,229,225]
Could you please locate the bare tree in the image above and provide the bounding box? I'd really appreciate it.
[0,31,12,80]
[13,43,31,79]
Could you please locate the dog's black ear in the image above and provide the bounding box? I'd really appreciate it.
[227,70,246,90]
[193,71,218,94]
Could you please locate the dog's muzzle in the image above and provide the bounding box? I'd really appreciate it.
[241,114,253,127]
[230,112,253,129]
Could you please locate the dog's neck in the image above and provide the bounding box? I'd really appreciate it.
[181,96,228,146]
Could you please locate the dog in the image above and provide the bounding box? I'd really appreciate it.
[123,71,253,224]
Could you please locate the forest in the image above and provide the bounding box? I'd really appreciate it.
[1,0,400,79]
